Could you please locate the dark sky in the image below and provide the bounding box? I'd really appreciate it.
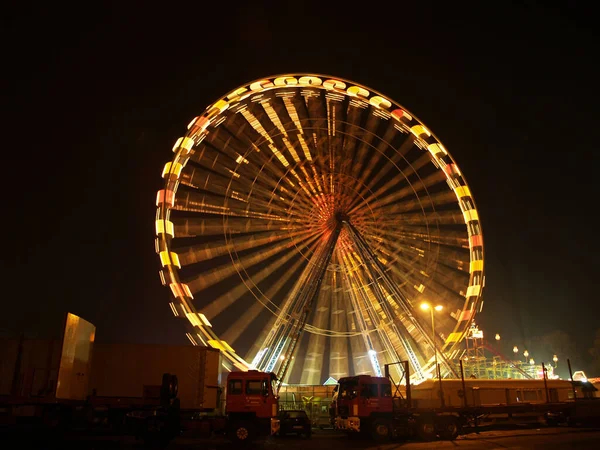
[3,3,599,374]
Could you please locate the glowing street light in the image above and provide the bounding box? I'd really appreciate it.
[524,350,529,362]
[529,358,535,365]
[495,334,501,341]
[513,346,518,355]
[553,354,558,367]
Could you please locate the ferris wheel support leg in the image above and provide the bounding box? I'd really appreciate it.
[345,222,427,381]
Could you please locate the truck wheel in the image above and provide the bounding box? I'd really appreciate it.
[229,421,256,443]
[371,419,392,442]
[417,419,436,441]
[438,417,460,440]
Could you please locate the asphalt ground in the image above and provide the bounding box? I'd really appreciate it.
[3,426,600,449]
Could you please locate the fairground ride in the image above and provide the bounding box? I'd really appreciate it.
[154,74,485,385]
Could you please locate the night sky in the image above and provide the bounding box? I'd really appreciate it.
[4,3,599,376]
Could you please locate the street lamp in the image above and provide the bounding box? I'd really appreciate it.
[553,355,558,367]
[529,358,535,365]
[495,334,501,341]
[524,350,529,362]
[421,302,445,407]
[420,302,443,376]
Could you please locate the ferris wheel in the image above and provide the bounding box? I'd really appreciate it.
[155,74,485,384]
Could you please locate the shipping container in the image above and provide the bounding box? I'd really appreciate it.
[88,343,222,410]
[0,338,62,397]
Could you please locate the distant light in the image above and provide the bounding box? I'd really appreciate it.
[495,334,501,341]
[434,305,443,312]
[529,358,535,365]
[513,346,518,354]
[280,355,285,360]
[420,303,430,311]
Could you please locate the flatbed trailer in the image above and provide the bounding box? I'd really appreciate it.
[334,361,600,441]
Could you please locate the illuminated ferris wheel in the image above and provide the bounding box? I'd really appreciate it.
[155,74,485,384]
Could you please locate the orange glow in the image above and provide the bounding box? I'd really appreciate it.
[391,108,413,122]
[469,235,483,247]
[170,282,193,299]
[156,189,175,207]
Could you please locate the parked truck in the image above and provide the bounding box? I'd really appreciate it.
[333,361,600,442]
[0,312,279,444]
[126,368,280,445]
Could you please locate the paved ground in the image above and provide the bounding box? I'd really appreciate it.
[4,426,600,449]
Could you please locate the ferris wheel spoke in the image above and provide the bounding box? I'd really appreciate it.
[184,231,320,294]
[172,216,291,237]
[377,210,466,227]
[378,224,468,248]
[376,238,467,296]
[299,288,330,384]
[353,171,447,217]
[350,123,401,192]
[344,256,423,377]
[221,254,311,348]
[369,228,469,272]
[203,236,322,320]
[353,133,417,194]
[327,263,350,379]
[175,228,315,266]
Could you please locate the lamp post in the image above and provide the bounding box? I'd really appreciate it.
[421,302,444,406]
[553,355,558,368]
[524,350,529,363]
[420,302,443,375]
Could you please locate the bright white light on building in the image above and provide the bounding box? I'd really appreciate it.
[368,349,382,377]
[249,347,268,370]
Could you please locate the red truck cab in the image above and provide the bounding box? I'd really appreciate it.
[335,375,395,433]
[225,370,279,442]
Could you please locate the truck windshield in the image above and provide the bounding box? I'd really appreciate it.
[339,378,358,399]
